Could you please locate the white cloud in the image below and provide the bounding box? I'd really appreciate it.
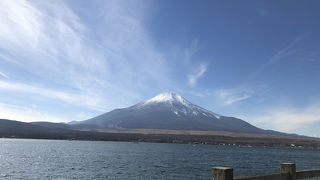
[0,80,108,112]
[224,94,251,105]
[0,71,8,78]
[188,64,208,86]
[251,35,306,77]
[0,102,63,122]
[249,103,320,134]
[215,88,253,105]
[183,39,199,63]
[268,35,304,65]
[0,0,171,121]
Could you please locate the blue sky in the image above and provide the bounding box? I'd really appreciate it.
[0,0,319,136]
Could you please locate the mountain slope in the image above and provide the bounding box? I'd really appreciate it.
[77,93,265,133]
[0,119,77,138]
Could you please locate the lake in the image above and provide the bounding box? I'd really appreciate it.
[0,139,319,179]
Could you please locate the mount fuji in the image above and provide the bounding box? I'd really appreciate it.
[76,93,266,134]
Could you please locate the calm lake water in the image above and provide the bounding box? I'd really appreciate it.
[0,139,320,180]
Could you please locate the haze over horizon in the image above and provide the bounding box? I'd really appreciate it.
[0,0,319,137]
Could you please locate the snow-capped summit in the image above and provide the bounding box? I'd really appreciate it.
[79,92,264,133]
[142,92,191,107]
[139,92,220,118]
[144,92,185,104]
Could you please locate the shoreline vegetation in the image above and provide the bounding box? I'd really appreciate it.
[1,119,320,149]
[2,134,320,150]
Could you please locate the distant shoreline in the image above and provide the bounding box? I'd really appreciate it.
[1,131,320,150]
[1,119,319,149]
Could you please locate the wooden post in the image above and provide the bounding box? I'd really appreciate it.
[281,163,296,180]
[212,167,233,180]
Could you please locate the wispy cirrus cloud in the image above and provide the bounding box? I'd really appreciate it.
[247,103,320,137]
[268,35,305,65]
[188,64,208,86]
[0,102,63,122]
[0,80,106,111]
[0,0,171,122]
[252,35,306,77]
[214,88,253,106]
[0,71,8,78]
[183,39,199,63]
